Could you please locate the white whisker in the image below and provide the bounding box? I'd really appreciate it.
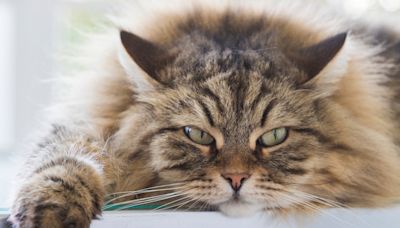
[105,186,186,205]
[165,199,196,211]
[183,197,203,211]
[291,190,347,208]
[104,192,186,210]
[278,191,359,228]
[106,183,185,196]
[153,195,193,211]
[288,190,373,228]
[170,193,202,211]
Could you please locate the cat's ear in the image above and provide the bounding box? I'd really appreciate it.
[290,32,348,88]
[118,30,174,92]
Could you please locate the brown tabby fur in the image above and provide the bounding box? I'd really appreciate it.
[9,0,400,227]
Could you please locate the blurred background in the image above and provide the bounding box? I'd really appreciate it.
[0,0,400,224]
[0,0,111,208]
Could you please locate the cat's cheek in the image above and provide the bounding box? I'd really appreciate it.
[218,201,264,217]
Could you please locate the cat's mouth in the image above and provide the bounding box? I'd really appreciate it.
[227,195,245,204]
[216,192,286,216]
[231,192,242,200]
[217,198,264,217]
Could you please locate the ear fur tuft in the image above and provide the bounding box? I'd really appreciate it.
[291,32,347,84]
[118,30,175,92]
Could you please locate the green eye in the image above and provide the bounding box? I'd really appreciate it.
[258,127,288,147]
[183,126,215,145]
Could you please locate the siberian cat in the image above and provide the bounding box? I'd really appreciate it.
[8,0,400,227]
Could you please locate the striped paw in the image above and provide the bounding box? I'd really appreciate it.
[9,160,104,228]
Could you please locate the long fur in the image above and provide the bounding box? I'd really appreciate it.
[9,1,400,227]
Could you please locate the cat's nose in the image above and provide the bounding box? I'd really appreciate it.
[221,173,250,192]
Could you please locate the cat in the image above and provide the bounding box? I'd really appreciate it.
[8,0,400,227]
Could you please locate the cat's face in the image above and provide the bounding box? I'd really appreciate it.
[137,64,339,216]
[118,29,394,215]
[125,41,349,215]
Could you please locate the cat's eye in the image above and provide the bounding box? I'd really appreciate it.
[258,127,288,147]
[183,126,215,145]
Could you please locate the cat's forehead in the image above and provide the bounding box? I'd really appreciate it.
[161,31,299,84]
[170,47,300,85]
[153,47,311,140]
[171,69,307,140]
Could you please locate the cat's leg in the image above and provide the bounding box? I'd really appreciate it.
[8,125,106,228]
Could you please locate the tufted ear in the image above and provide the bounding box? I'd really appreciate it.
[290,32,348,84]
[118,30,175,92]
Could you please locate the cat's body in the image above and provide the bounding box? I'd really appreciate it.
[9,1,400,227]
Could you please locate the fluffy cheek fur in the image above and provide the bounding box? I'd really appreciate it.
[148,133,207,177]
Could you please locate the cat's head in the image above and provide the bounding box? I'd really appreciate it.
[115,26,399,216]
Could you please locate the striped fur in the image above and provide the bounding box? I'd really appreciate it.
[9,0,400,226]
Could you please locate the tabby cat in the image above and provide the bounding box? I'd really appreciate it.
[8,0,400,227]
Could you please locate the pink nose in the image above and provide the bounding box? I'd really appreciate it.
[221,173,250,192]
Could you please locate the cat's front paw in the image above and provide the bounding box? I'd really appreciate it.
[9,167,103,228]
[11,200,90,228]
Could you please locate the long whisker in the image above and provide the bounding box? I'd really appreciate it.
[104,192,186,210]
[198,200,211,211]
[170,193,202,212]
[105,186,186,205]
[114,193,181,206]
[106,183,185,197]
[280,193,340,216]
[159,198,197,211]
[183,197,204,211]
[289,190,348,208]
[278,191,359,228]
[288,190,373,228]
[152,195,194,211]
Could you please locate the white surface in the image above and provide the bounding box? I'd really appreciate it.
[90,208,400,228]
[2,207,400,227]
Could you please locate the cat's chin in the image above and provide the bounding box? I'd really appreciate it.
[218,200,264,217]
